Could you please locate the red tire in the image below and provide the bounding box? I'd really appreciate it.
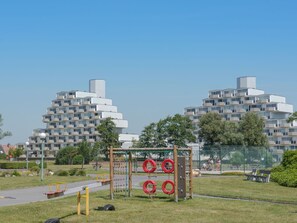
[143,159,157,173]
[161,159,174,173]
[143,180,157,194]
[162,180,175,195]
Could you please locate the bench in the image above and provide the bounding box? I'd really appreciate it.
[245,169,257,181]
[245,169,271,183]
[254,170,271,183]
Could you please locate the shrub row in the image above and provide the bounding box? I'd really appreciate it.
[271,169,297,187]
[0,162,47,169]
[54,168,86,177]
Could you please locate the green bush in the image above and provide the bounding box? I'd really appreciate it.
[30,166,40,173]
[0,162,46,169]
[73,155,84,165]
[12,170,21,177]
[221,172,245,176]
[69,168,78,176]
[271,150,297,188]
[54,170,69,176]
[75,169,86,176]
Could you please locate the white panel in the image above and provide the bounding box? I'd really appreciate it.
[91,98,112,105]
[277,103,293,113]
[270,95,286,103]
[102,112,123,119]
[96,105,117,112]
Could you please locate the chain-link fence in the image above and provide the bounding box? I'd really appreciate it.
[192,145,278,173]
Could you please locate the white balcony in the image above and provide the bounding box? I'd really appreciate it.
[230,117,240,121]
[209,94,220,99]
[48,126,54,129]
[73,132,79,135]
[289,132,297,136]
[68,95,75,99]
[266,124,276,128]
[48,111,55,115]
[63,102,70,106]
[198,111,206,115]
[63,117,68,121]
[83,131,89,135]
[245,100,254,104]
[58,110,64,114]
[238,109,246,113]
[68,110,74,114]
[68,124,74,128]
[185,111,194,116]
[204,103,213,107]
[57,95,64,100]
[83,101,90,105]
[231,101,239,105]
[88,139,95,143]
[58,125,64,129]
[53,132,59,136]
[218,102,225,106]
[280,123,291,128]
[268,141,276,145]
[224,93,233,97]
[43,117,50,122]
[250,108,260,112]
[281,141,291,145]
[73,117,79,121]
[267,107,276,111]
[274,132,283,137]
[224,109,232,114]
[88,123,95,127]
[68,139,74,143]
[78,124,84,127]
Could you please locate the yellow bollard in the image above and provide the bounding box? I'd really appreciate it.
[77,187,89,216]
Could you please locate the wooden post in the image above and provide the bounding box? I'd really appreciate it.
[189,147,193,199]
[85,187,89,216]
[110,147,114,200]
[77,192,81,215]
[173,145,178,202]
[129,152,132,197]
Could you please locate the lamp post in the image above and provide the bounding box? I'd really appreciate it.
[25,141,29,170]
[39,132,46,181]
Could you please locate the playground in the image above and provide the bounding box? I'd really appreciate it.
[0,175,297,223]
[1,147,297,222]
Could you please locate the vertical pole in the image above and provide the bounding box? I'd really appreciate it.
[26,144,29,170]
[41,141,44,181]
[189,147,193,199]
[129,152,132,197]
[77,192,81,215]
[109,147,114,200]
[86,187,89,216]
[173,145,178,202]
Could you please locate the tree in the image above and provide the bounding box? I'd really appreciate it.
[55,146,78,165]
[77,139,92,168]
[230,151,244,169]
[138,123,157,148]
[0,114,12,140]
[8,147,23,160]
[138,114,196,148]
[219,121,244,146]
[96,117,120,159]
[198,112,224,145]
[239,112,268,147]
[287,111,297,123]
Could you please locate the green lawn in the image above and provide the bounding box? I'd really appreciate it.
[0,176,297,222]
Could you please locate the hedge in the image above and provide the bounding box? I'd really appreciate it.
[0,162,47,169]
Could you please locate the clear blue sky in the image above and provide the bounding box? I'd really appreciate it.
[1,0,297,144]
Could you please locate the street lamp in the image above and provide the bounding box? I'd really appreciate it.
[25,141,29,170]
[39,132,46,181]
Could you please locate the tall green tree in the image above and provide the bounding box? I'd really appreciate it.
[198,112,224,145]
[77,139,92,168]
[138,114,196,148]
[55,146,78,165]
[0,114,12,140]
[287,111,297,123]
[138,123,157,148]
[239,112,268,147]
[96,117,120,159]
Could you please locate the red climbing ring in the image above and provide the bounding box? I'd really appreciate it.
[143,180,157,194]
[142,159,157,173]
[161,159,174,173]
[162,180,175,195]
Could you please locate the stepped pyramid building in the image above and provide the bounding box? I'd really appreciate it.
[185,76,297,159]
[28,80,138,158]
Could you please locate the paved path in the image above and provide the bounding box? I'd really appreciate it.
[0,175,166,207]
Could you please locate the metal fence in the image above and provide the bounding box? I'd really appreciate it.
[192,145,278,173]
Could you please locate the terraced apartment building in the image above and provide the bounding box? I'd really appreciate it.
[27,80,138,158]
[184,76,297,159]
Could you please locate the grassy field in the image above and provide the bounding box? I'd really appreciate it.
[0,162,109,190]
[1,176,297,222]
